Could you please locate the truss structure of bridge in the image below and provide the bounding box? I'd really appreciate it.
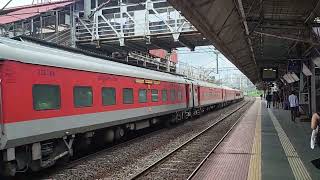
[75,0,210,52]
[0,0,211,72]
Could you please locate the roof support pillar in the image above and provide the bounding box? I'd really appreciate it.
[30,18,34,36]
[40,15,43,39]
[236,0,257,66]
[310,59,316,113]
[70,5,76,48]
[299,71,311,116]
[84,0,92,19]
[55,10,59,33]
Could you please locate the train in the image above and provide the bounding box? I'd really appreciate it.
[0,37,243,176]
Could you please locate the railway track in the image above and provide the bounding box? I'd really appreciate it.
[16,127,166,180]
[131,99,253,180]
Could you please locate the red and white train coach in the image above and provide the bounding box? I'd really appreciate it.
[0,37,243,175]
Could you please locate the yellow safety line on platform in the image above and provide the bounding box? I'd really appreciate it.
[268,109,312,180]
[247,100,261,180]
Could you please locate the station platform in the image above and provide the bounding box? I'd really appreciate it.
[191,98,320,180]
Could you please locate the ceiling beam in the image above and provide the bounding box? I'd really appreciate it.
[247,18,305,26]
[236,0,257,68]
[194,0,217,8]
[253,31,320,45]
[304,0,320,23]
[217,6,236,36]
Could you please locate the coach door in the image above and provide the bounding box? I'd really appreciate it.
[197,86,201,105]
[222,88,225,102]
[0,80,3,138]
[185,84,191,108]
[193,85,199,107]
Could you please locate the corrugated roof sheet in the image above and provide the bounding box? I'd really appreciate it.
[0,0,74,25]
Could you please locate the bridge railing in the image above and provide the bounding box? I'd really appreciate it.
[74,0,197,46]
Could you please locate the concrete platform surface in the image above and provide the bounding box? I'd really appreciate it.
[191,98,320,180]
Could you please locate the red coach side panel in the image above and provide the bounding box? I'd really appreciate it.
[199,85,223,106]
[1,61,187,124]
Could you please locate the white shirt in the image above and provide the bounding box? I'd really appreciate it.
[288,94,299,107]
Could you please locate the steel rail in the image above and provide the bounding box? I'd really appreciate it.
[130,99,252,180]
[37,127,167,180]
[187,100,252,180]
[39,99,249,180]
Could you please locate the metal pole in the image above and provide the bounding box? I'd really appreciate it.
[1,0,13,11]
[21,21,24,35]
[84,0,92,19]
[31,18,34,36]
[311,59,316,113]
[120,0,124,42]
[40,15,43,39]
[70,5,76,47]
[55,10,59,33]
[214,49,219,74]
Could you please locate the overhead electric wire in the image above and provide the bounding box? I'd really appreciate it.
[1,0,14,11]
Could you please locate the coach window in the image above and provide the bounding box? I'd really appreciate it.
[33,84,61,110]
[123,88,134,104]
[102,87,116,106]
[151,89,158,102]
[139,89,147,103]
[74,86,93,107]
[170,89,175,102]
[162,89,167,102]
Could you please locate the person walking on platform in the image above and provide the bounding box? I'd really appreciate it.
[288,91,299,122]
[310,112,320,149]
[266,92,272,108]
[273,92,279,108]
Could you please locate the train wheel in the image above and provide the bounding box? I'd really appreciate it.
[114,127,125,141]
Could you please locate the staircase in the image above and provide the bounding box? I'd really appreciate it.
[44,29,72,46]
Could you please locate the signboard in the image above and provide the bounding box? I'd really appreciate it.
[261,67,278,81]
[288,60,301,73]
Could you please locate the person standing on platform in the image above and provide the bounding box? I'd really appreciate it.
[288,91,299,122]
[273,92,279,108]
[310,112,320,149]
[266,92,272,108]
[279,91,283,109]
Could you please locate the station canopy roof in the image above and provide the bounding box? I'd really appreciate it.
[0,0,74,25]
[168,0,320,84]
